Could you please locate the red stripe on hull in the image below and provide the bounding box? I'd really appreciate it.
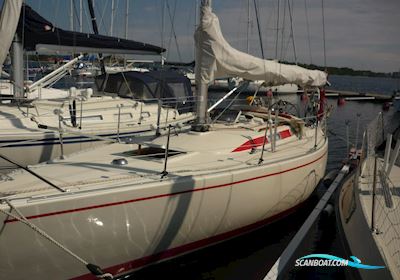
[232,136,269,152]
[71,200,306,280]
[4,150,327,223]
[279,130,291,139]
[232,129,291,152]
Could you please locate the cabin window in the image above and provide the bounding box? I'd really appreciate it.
[113,113,133,121]
[64,115,103,123]
[167,83,186,98]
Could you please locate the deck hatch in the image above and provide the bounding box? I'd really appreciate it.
[121,147,185,160]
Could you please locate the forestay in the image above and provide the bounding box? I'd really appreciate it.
[195,4,327,87]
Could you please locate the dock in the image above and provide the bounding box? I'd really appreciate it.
[324,89,396,102]
[263,164,350,280]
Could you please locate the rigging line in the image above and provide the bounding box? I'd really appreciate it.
[278,0,287,80]
[69,0,74,31]
[281,30,292,61]
[287,0,297,64]
[262,3,276,58]
[253,0,265,59]
[73,0,82,33]
[78,0,83,32]
[52,0,64,55]
[169,0,182,62]
[280,24,294,64]
[114,0,120,37]
[186,0,195,41]
[125,0,129,40]
[304,0,312,64]
[246,0,250,54]
[88,0,106,75]
[252,0,270,83]
[94,0,108,35]
[161,0,165,49]
[51,0,60,27]
[0,154,65,193]
[165,0,177,60]
[165,0,175,60]
[321,0,327,70]
[83,1,94,34]
[275,0,280,59]
[279,0,286,61]
[91,0,106,35]
[234,0,246,53]
[21,0,26,56]
[110,0,115,36]
[187,0,196,58]
[166,0,182,62]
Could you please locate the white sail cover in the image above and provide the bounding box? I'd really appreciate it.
[0,0,23,69]
[195,4,327,87]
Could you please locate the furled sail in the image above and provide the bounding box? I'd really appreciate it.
[0,0,23,68]
[195,4,327,87]
[17,4,165,55]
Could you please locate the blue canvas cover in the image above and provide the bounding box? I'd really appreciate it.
[95,70,194,113]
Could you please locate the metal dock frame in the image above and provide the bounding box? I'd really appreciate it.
[264,164,350,280]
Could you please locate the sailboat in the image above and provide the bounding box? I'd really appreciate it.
[336,113,400,280]
[0,2,195,171]
[0,1,328,279]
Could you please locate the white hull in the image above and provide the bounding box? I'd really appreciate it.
[0,121,327,279]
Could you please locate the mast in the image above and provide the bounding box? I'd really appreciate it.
[124,0,129,40]
[110,0,115,36]
[253,0,264,59]
[193,0,211,132]
[70,0,74,31]
[79,0,83,32]
[275,0,280,58]
[11,33,24,100]
[0,0,24,100]
[194,0,198,59]
[87,0,106,74]
[287,0,297,64]
[161,0,165,49]
[124,0,129,67]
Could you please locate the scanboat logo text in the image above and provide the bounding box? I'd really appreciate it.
[295,254,385,270]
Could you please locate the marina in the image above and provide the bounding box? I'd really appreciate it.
[0,0,400,279]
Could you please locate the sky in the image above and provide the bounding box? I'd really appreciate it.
[11,0,400,72]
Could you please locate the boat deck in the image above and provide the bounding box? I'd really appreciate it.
[0,80,69,99]
[359,158,400,279]
[0,124,325,203]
